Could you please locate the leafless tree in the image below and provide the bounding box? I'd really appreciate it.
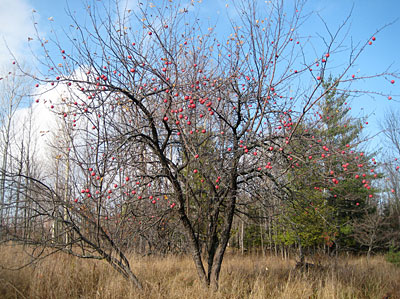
[5,0,398,290]
[380,109,400,247]
[0,66,32,238]
[352,203,390,258]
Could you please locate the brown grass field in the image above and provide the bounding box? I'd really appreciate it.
[0,245,399,299]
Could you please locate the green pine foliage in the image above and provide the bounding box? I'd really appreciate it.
[386,246,400,267]
[278,78,380,252]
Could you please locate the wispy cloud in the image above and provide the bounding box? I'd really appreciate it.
[0,0,35,72]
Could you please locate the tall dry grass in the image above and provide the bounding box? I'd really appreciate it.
[0,245,399,299]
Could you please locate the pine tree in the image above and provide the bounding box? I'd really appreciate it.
[317,78,379,252]
[279,78,380,256]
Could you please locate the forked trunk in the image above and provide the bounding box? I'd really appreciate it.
[178,207,209,286]
[209,192,237,290]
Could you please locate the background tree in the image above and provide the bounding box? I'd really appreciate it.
[273,79,380,261]
[0,67,32,238]
[352,204,390,258]
[314,79,380,253]
[380,109,400,248]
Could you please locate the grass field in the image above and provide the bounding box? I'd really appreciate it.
[0,245,399,298]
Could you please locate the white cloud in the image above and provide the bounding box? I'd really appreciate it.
[119,0,141,13]
[9,95,57,173]
[0,0,35,73]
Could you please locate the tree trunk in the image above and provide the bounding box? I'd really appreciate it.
[206,210,219,282]
[240,219,244,255]
[14,172,22,235]
[178,207,209,286]
[209,191,237,290]
[0,129,10,239]
[260,217,265,256]
[298,241,304,264]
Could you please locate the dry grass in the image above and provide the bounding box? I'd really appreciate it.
[0,245,399,299]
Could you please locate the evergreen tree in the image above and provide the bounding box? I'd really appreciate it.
[317,79,379,251]
[279,78,380,255]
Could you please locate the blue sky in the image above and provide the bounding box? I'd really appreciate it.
[1,0,399,154]
[303,0,400,150]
